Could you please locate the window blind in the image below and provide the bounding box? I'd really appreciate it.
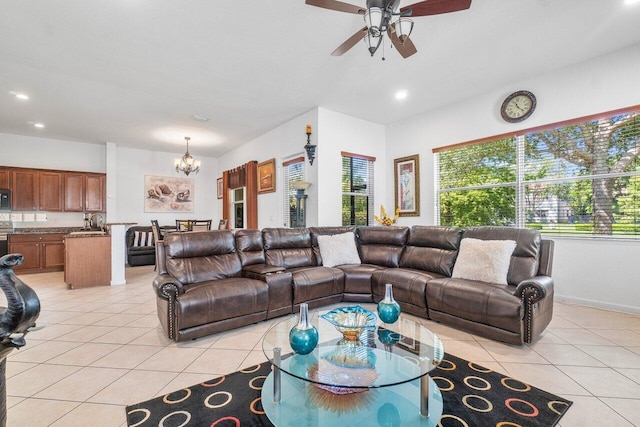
[282,157,304,227]
[435,107,640,236]
[341,153,375,226]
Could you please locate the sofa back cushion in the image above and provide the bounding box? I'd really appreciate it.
[355,226,409,268]
[462,226,541,286]
[263,228,315,268]
[309,226,355,265]
[235,229,265,266]
[164,230,241,283]
[400,226,463,276]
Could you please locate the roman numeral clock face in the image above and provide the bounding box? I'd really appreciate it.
[501,90,537,123]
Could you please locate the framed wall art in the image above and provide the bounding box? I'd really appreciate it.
[144,175,194,213]
[394,154,420,217]
[257,158,276,194]
[217,177,223,199]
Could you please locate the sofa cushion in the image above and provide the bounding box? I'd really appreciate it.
[426,277,523,334]
[356,226,409,268]
[176,277,269,330]
[372,268,445,315]
[235,229,266,266]
[400,226,463,276]
[289,266,345,305]
[263,228,316,268]
[165,230,242,283]
[317,232,361,268]
[452,238,516,285]
[310,226,355,265]
[133,231,154,247]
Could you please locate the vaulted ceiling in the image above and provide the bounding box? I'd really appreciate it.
[1,0,639,157]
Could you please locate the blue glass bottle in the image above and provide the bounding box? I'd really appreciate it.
[289,303,318,355]
[377,283,401,324]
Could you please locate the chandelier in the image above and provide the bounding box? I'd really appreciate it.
[174,136,201,176]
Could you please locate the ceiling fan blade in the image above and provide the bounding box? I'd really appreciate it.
[401,0,471,17]
[331,27,368,56]
[305,0,365,14]
[388,24,417,58]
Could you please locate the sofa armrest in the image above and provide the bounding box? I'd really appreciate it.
[243,264,286,276]
[514,276,553,304]
[153,274,186,299]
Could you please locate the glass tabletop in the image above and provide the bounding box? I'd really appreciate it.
[262,306,444,391]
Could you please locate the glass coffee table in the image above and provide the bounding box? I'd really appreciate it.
[261,306,444,426]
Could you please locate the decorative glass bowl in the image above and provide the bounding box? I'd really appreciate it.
[321,306,377,340]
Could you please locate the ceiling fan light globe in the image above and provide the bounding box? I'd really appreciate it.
[397,17,414,42]
[364,7,383,35]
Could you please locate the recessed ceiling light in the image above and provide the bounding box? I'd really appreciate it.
[33,123,45,128]
[9,91,29,100]
[395,90,408,100]
[190,114,210,122]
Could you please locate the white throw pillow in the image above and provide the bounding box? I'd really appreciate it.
[317,232,361,268]
[451,238,516,285]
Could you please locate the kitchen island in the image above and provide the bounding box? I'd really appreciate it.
[64,232,111,289]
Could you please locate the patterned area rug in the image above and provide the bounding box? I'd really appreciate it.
[126,352,572,427]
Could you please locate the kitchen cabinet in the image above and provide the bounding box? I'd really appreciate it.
[85,174,105,212]
[39,171,63,211]
[11,169,39,210]
[0,168,9,189]
[8,233,66,274]
[65,235,111,288]
[64,173,85,212]
[1,166,106,212]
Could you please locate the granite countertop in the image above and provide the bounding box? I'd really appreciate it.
[11,227,86,235]
[65,232,110,239]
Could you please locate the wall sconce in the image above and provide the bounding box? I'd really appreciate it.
[304,125,317,166]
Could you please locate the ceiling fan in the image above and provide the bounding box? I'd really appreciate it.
[306,0,472,59]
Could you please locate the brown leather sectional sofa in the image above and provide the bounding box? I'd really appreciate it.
[152,225,554,345]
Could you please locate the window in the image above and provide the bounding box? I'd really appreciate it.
[342,152,375,226]
[435,107,640,237]
[282,157,304,227]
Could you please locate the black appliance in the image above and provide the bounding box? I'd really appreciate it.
[0,221,12,257]
[0,189,10,211]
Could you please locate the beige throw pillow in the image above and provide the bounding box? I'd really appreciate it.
[317,232,361,268]
[451,238,516,285]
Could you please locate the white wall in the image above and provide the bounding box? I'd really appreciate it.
[386,44,640,313]
[110,145,219,226]
[317,108,386,226]
[218,109,318,228]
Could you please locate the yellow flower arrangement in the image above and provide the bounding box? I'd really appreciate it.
[374,205,400,226]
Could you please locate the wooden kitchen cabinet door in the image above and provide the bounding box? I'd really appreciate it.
[64,173,85,212]
[0,168,9,189]
[85,174,105,212]
[9,241,41,271]
[11,169,39,210]
[42,239,65,269]
[39,171,63,211]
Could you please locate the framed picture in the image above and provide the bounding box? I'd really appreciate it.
[257,158,276,194]
[144,175,194,213]
[394,154,420,217]
[217,177,223,199]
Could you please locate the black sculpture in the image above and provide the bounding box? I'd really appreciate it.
[0,254,41,427]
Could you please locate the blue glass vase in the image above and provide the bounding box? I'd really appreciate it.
[377,283,401,324]
[289,303,318,355]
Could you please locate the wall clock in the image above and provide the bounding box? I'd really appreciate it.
[500,90,537,123]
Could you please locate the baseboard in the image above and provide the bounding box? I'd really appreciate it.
[555,294,640,315]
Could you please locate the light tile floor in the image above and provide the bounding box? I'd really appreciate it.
[5,265,640,426]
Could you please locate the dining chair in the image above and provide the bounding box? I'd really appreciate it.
[150,220,162,271]
[189,219,212,231]
[175,220,190,232]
